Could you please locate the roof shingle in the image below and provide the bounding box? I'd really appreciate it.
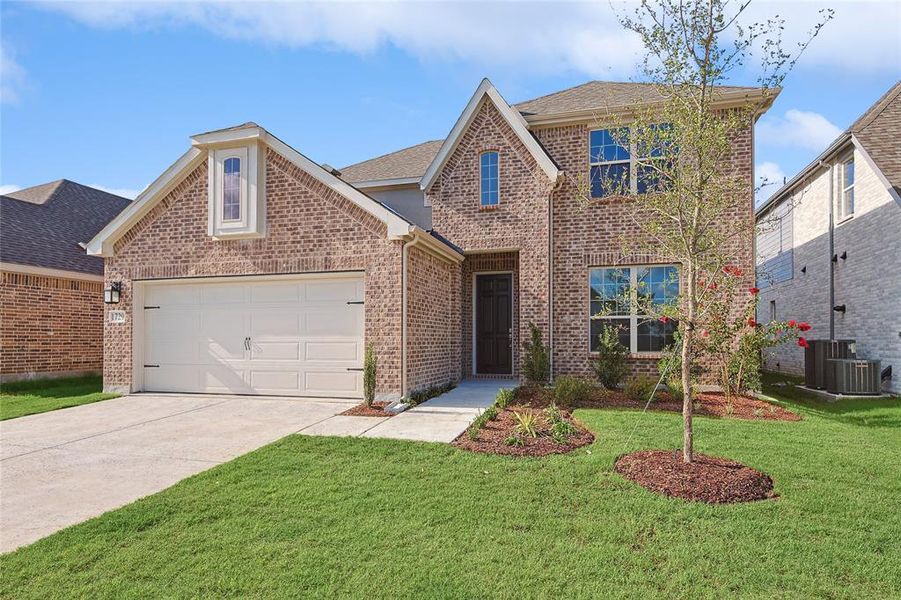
[1,180,132,275]
[849,81,901,196]
[340,140,443,184]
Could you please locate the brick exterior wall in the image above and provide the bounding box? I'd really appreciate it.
[426,100,553,378]
[0,271,103,381]
[405,245,462,391]
[757,146,901,393]
[103,147,405,397]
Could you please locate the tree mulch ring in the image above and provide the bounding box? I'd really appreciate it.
[340,402,393,417]
[614,449,777,504]
[453,405,594,457]
[514,385,800,422]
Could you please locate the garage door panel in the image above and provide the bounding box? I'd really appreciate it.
[305,307,361,336]
[251,312,301,336]
[142,274,364,398]
[251,283,301,304]
[201,284,245,304]
[305,370,361,395]
[145,285,198,306]
[251,341,301,361]
[250,370,301,394]
[305,341,360,362]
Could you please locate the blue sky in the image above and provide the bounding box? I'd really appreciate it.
[1,1,899,204]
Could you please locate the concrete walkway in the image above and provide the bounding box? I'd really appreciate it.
[299,379,512,443]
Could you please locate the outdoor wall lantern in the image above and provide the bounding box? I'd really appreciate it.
[104,281,122,304]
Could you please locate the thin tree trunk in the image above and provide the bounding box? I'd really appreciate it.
[682,263,695,464]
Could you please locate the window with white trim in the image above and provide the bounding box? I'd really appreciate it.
[589,265,679,353]
[208,144,265,238]
[480,151,499,206]
[589,125,673,198]
[838,156,854,220]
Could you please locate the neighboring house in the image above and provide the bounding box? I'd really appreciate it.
[756,81,900,394]
[86,79,771,400]
[0,180,131,382]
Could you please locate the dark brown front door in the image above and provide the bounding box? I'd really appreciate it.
[475,273,513,375]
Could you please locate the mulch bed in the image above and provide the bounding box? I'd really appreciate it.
[614,450,776,504]
[453,406,594,457]
[340,402,393,417]
[515,386,800,422]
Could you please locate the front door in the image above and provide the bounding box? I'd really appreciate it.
[475,273,513,375]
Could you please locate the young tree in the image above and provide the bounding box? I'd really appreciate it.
[583,0,830,462]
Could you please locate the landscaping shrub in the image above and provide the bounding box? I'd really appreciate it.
[512,411,539,438]
[552,375,595,406]
[624,375,658,402]
[521,323,550,384]
[504,434,524,447]
[545,403,577,443]
[407,381,455,407]
[666,378,685,401]
[495,388,514,409]
[363,344,377,407]
[591,324,629,389]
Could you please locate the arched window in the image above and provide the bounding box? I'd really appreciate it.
[223,157,241,221]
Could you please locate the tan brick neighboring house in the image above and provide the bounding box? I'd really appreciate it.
[1,180,131,382]
[756,81,901,394]
[87,79,773,399]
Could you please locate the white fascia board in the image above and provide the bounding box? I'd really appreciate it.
[85,147,206,256]
[420,78,560,192]
[407,227,464,263]
[261,132,414,236]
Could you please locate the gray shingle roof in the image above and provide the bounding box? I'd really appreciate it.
[1,180,132,275]
[850,81,901,196]
[340,140,443,184]
[514,80,763,117]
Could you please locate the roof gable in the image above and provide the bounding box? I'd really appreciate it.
[85,124,422,256]
[420,79,560,192]
[850,81,901,197]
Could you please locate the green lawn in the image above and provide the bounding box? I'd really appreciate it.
[0,375,119,421]
[2,375,899,598]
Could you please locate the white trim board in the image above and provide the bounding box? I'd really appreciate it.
[420,79,561,192]
[0,262,104,282]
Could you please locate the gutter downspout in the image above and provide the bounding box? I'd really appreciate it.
[548,189,555,382]
[824,160,836,340]
[400,236,423,399]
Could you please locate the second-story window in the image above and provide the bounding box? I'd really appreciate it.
[480,151,499,207]
[838,156,854,220]
[590,125,673,198]
[223,157,242,221]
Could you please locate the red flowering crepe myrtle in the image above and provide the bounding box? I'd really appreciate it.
[747,317,758,328]
[798,322,812,332]
[749,287,760,295]
[797,337,810,348]
[787,319,797,328]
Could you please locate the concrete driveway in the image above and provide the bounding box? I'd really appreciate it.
[0,393,354,553]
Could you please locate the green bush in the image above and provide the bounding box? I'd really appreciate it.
[545,403,577,443]
[666,377,684,401]
[521,323,550,384]
[512,411,539,438]
[407,382,455,407]
[363,344,377,407]
[495,388,514,409]
[624,375,658,402]
[591,324,629,389]
[504,434,525,447]
[552,375,595,406]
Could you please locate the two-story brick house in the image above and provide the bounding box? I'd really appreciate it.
[88,79,771,399]
[756,82,900,394]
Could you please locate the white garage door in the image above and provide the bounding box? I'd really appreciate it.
[141,274,364,398]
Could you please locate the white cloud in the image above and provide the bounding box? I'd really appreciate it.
[34,1,899,79]
[88,184,143,200]
[757,109,843,152]
[755,161,787,204]
[0,44,27,104]
[0,184,23,195]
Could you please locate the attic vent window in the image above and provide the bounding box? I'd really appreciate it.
[208,144,265,238]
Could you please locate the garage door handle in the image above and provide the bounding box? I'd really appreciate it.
[346,301,364,305]
[144,364,160,368]
[346,367,363,371]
